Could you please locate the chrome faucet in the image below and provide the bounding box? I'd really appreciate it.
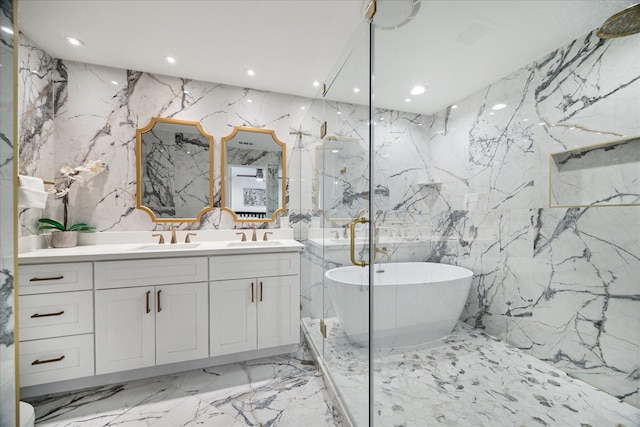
[169,225,177,244]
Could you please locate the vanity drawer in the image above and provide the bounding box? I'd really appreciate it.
[20,334,94,387]
[19,262,93,295]
[95,257,208,289]
[210,252,300,281]
[19,291,93,341]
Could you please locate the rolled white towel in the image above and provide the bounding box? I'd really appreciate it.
[18,175,48,209]
[18,175,45,191]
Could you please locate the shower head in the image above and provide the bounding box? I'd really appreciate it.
[597,2,640,39]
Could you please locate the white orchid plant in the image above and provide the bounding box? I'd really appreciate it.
[38,160,109,232]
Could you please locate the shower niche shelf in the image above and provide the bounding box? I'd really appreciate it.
[417,180,442,188]
[549,136,640,208]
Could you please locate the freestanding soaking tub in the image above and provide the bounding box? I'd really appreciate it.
[325,262,473,347]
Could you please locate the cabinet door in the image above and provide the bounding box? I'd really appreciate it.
[156,282,208,365]
[257,275,299,349]
[210,279,257,356]
[95,287,155,374]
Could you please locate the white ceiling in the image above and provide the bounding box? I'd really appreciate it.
[18,0,635,115]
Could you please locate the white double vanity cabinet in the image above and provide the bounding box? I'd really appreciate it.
[18,239,303,395]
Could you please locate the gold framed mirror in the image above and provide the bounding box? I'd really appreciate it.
[221,126,286,222]
[136,117,214,222]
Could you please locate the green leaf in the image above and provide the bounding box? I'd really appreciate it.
[38,218,65,231]
[68,223,96,232]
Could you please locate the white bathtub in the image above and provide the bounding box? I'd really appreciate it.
[325,262,473,347]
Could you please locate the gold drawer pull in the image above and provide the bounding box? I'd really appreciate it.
[29,275,64,282]
[31,310,64,318]
[32,355,65,365]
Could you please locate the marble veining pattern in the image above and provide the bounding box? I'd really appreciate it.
[25,345,338,427]
[141,126,211,219]
[304,318,640,426]
[1,1,16,424]
[18,22,640,414]
[17,35,307,234]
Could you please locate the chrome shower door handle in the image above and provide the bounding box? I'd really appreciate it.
[350,217,370,267]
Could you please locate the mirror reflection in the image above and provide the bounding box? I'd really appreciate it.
[316,135,368,220]
[222,126,286,222]
[136,117,214,222]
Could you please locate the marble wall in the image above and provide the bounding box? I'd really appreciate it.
[424,31,639,406]
[18,35,310,235]
[1,0,16,424]
[18,26,639,410]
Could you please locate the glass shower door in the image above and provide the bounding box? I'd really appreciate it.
[318,20,372,426]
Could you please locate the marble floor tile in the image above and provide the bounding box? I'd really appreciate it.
[25,344,338,427]
[303,317,640,427]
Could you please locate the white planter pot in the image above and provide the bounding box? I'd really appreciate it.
[51,230,78,248]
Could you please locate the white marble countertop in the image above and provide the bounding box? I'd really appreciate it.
[19,236,305,264]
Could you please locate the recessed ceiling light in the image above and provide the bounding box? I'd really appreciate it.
[247,99,253,103]
[492,103,507,110]
[451,105,458,109]
[165,55,176,63]
[312,81,320,87]
[65,36,84,46]
[353,87,361,93]
[410,86,426,96]
[1,26,14,35]
[247,69,256,76]
[301,106,306,110]
[405,98,412,103]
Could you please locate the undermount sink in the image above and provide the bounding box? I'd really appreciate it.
[132,243,201,251]
[226,241,282,247]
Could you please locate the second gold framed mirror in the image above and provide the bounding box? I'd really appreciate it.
[221,126,286,222]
